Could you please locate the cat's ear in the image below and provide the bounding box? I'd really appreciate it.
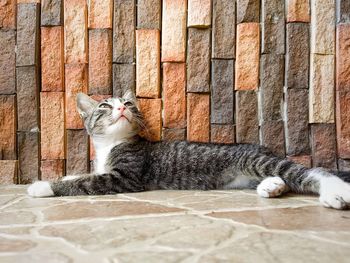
[76,93,98,119]
[122,89,137,103]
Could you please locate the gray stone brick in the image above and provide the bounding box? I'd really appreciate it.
[0,30,16,94]
[41,0,62,26]
[163,128,186,141]
[337,0,350,24]
[338,158,350,171]
[66,130,89,175]
[113,64,135,97]
[137,0,161,29]
[237,0,260,23]
[261,121,285,157]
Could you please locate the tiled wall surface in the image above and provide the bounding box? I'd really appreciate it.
[0,0,350,184]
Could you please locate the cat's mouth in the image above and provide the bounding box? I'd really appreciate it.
[116,115,130,123]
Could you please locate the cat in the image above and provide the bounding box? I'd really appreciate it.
[27,91,350,210]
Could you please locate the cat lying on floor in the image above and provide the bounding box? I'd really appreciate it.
[28,91,350,210]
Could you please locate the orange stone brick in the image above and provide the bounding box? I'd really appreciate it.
[17,0,40,2]
[64,0,87,63]
[287,0,310,22]
[336,24,350,92]
[88,0,112,29]
[211,125,235,144]
[41,159,65,181]
[287,155,312,168]
[138,99,162,141]
[41,92,65,160]
[41,26,64,91]
[0,95,16,160]
[0,0,16,29]
[188,0,211,28]
[235,23,260,90]
[187,93,210,142]
[163,63,186,129]
[161,0,187,62]
[136,30,161,98]
[336,91,350,158]
[0,160,17,184]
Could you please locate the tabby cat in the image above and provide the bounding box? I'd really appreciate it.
[28,91,350,210]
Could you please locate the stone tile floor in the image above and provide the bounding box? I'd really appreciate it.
[0,185,349,263]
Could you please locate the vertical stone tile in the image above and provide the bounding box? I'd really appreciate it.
[163,128,186,141]
[113,0,135,63]
[136,29,160,98]
[41,26,64,92]
[287,155,312,168]
[138,99,162,141]
[287,0,310,22]
[260,54,284,121]
[285,89,310,155]
[16,3,40,66]
[235,23,260,90]
[336,90,350,158]
[212,0,235,59]
[311,0,335,54]
[163,63,186,128]
[64,0,87,64]
[16,66,39,131]
[337,0,350,24]
[0,160,17,184]
[237,0,260,23]
[187,93,210,142]
[0,95,16,159]
[113,64,135,97]
[235,91,259,144]
[41,0,62,26]
[89,29,112,95]
[65,64,88,129]
[17,132,39,184]
[261,0,285,54]
[211,125,235,144]
[161,0,187,62]
[138,0,161,29]
[338,158,350,171]
[211,59,234,124]
[0,0,16,29]
[286,23,309,89]
[41,160,65,181]
[41,92,65,160]
[311,124,337,169]
[187,28,210,92]
[336,24,350,92]
[66,130,89,174]
[188,0,211,28]
[309,54,334,123]
[0,30,16,94]
[89,0,112,29]
[261,121,285,157]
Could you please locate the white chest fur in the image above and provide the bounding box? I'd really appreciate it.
[94,145,115,174]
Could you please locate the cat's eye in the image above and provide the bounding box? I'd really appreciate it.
[99,103,112,109]
[124,101,133,107]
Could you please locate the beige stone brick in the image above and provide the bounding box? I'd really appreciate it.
[0,160,17,184]
[138,99,162,141]
[188,0,211,27]
[187,93,210,142]
[88,0,112,28]
[287,0,310,22]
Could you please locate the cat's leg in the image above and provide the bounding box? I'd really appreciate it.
[256,177,289,198]
[61,175,81,181]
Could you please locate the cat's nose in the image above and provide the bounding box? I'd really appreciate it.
[117,106,126,112]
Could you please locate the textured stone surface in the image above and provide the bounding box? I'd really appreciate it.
[310,124,337,169]
[336,24,350,92]
[237,0,260,23]
[17,132,39,184]
[211,59,234,124]
[285,89,310,155]
[161,0,187,62]
[16,66,39,131]
[188,0,211,27]
[40,92,65,160]
[309,54,334,123]
[41,26,64,91]
[41,0,62,26]
[287,155,312,168]
[212,0,235,59]
[338,158,350,171]
[337,0,350,23]
[138,0,161,29]
[287,0,310,22]
[163,63,186,129]
[286,23,309,89]
[89,0,112,28]
[65,64,88,129]
[235,91,259,144]
[113,64,135,97]
[0,160,17,184]
[66,130,89,175]
[187,93,210,142]
[0,30,15,94]
[136,30,160,98]
[138,99,162,141]
[187,28,210,92]
[336,91,350,158]
[41,160,65,181]
[89,29,112,95]
[163,129,186,141]
[260,54,284,121]
[64,0,87,63]
[261,0,285,54]
[113,0,135,63]
[0,95,16,159]
[0,0,16,28]
[16,3,39,66]
[311,0,335,54]
[235,23,260,90]
[261,121,285,157]
[211,125,235,144]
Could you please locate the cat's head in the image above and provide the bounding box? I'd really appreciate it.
[76,91,143,140]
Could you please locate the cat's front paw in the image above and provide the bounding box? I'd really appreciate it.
[319,177,350,210]
[257,177,288,198]
[27,181,54,197]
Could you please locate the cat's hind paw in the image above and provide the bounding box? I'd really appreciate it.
[257,177,288,198]
[27,181,54,197]
[319,177,350,210]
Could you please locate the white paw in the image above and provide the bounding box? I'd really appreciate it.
[257,177,287,198]
[27,181,54,197]
[319,177,350,210]
[62,175,81,181]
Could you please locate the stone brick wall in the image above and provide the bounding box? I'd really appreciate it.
[0,0,349,184]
